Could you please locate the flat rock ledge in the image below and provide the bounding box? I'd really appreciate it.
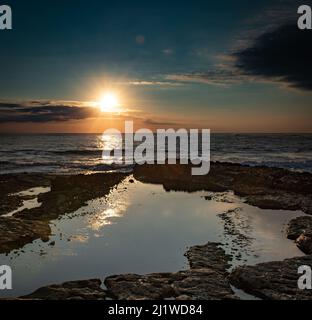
[20,279,106,300]
[0,217,51,254]
[287,216,312,254]
[229,255,312,300]
[185,242,232,272]
[16,243,236,300]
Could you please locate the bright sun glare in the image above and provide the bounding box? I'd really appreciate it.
[99,93,120,113]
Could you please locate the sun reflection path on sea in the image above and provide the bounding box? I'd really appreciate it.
[100,132,124,165]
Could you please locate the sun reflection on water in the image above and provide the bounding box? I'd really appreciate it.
[87,178,130,231]
[101,133,123,164]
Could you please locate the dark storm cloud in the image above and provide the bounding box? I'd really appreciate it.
[167,23,312,91]
[0,101,99,123]
[233,24,312,91]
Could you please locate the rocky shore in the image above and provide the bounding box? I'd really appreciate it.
[229,255,312,300]
[19,279,107,300]
[16,242,312,300]
[19,243,235,300]
[1,162,312,300]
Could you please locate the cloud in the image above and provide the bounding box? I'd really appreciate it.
[233,24,312,91]
[0,100,176,127]
[166,70,250,86]
[166,18,312,92]
[159,3,311,91]
[125,80,183,87]
[0,101,100,123]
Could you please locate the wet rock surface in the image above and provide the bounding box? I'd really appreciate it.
[185,242,232,272]
[0,174,50,216]
[0,217,51,254]
[134,162,312,214]
[104,243,236,300]
[229,255,312,300]
[20,279,106,300]
[287,216,312,254]
[105,269,235,300]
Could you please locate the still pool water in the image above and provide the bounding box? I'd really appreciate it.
[0,176,305,298]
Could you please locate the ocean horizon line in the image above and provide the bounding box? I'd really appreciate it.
[1,132,312,135]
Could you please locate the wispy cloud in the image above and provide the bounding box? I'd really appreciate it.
[166,70,251,86]
[120,80,183,87]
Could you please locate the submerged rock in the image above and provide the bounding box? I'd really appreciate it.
[104,243,236,300]
[0,217,51,254]
[20,279,106,300]
[229,255,312,300]
[287,216,312,254]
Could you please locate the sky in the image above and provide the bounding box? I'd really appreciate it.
[0,0,311,133]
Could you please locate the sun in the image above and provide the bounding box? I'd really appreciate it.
[99,93,120,113]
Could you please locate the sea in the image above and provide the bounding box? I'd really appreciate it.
[0,133,311,174]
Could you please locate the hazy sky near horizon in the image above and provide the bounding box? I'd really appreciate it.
[0,0,311,132]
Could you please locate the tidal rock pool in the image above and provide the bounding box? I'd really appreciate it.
[0,176,305,298]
